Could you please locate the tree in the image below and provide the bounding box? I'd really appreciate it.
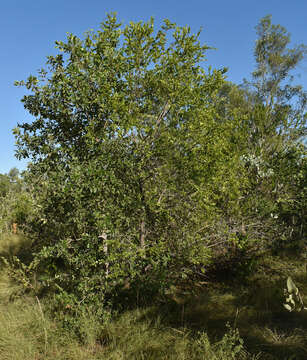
[244,15,306,156]
[8,167,19,181]
[211,16,307,256]
[0,169,33,234]
[236,16,307,251]
[14,14,245,308]
[248,16,306,242]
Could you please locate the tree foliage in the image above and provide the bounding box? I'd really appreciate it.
[245,14,306,153]
[13,14,306,310]
[14,14,247,306]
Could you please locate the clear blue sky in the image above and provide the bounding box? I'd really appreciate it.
[1,0,306,174]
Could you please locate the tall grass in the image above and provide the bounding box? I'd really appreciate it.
[0,231,306,359]
[0,296,253,360]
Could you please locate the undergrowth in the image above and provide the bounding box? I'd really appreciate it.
[1,232,306,359]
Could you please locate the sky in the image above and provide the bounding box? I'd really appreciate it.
[0,0,306,174]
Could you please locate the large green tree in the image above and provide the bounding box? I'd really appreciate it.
[14,14,244,307]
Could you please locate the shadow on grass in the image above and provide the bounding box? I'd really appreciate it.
[125,269,307,359]
[1,233,306,359]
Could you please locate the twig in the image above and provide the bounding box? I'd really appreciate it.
[205,239,229,249]
[152,101,171,139]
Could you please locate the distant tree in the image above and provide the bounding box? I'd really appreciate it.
[238,16,307,250]
[8,167,19,181]
[213,16,307,254]
[244,14,306,156]
[0,173,10,198]
[0,169,33,234]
